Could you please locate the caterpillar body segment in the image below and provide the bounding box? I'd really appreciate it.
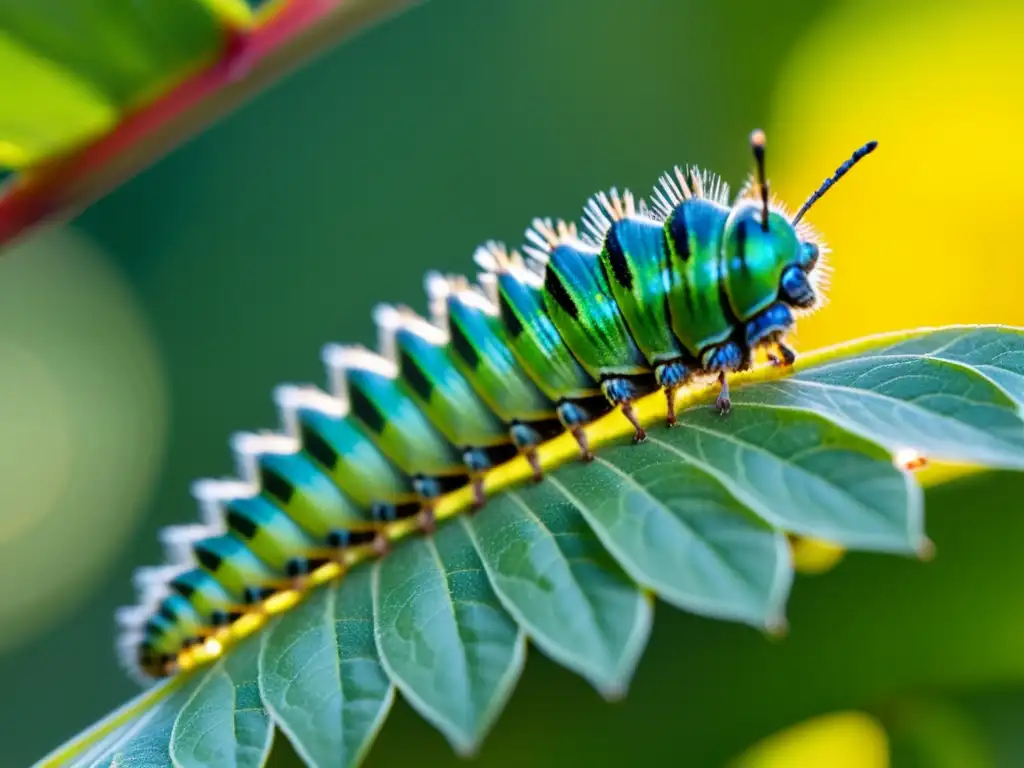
[230,436,377,548]
[425,271,568,494]
[426,272,557,425]
[273,384,419,519]
[374,302,519,506]
[167,569,240,629]
[475,242,600,404]
[119,131,877,680]
[656,178,735,358]
[321,344,467,492]
[526,217,655,442]
[474,241,606,461]
[584,188,696,426]
[374,303,509,451]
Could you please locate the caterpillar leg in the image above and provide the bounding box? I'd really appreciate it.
[412,476,445,534]
[715,373,731,415]
[463,448,493,512]
[745,303,796,368]
[242,585,276,611]
[327,528,382,561]
[702,341,746,415]
[372,532,391,556]
[655,360,693,427]
[601,377,647,443]
[510,422,545,483]
[284,556,314,591]
[767,342,797,367]
[417,505,436,535]
[557,400,595,461]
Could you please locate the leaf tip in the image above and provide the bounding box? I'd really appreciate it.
[597,679,631,703]
[916,536,937,562]
[765,614,789,640]
[452,737,482,759]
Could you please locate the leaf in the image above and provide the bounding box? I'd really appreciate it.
[548,450,792,628]
[733,326,1024,470]
[372,521,525,754]
[0,0,237,167]
[40,326,1024,768]
[0,0,424,247]
[465,487,653,699]
[170,638,273,768]
[88,679,205,767]
[645,405,923,554]
[258,566,393,768]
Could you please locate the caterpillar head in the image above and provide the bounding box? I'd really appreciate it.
[732,130,877,312]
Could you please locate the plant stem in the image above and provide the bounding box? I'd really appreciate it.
[0,0,422,251]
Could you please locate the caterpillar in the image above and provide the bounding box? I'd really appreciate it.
[118,130,876,680]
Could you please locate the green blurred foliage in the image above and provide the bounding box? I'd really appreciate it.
[0,0,241,166]
[1,0,1022,765]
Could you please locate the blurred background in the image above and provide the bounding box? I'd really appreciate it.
[1,0,1024,764]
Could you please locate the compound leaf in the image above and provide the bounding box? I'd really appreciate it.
[39,326,1024,768]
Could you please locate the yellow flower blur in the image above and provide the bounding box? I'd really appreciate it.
[739,0,1024,762]
[769,0,1024,353]
[733,711,889,768]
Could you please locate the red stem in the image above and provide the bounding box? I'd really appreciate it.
[0,0,418,250]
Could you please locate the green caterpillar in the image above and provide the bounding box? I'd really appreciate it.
[118,130,876,679]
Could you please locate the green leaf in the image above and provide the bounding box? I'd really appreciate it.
[0,0,239,167]
[170,638,273,768]
[548,450,792,629]
[733,327,1024,469]
[858,327,1024,402]
[88,678,205,767]
[644,405,923,554]
[40,326,1024,768]
[258,567,394,768]
[465,487,653,698]
[372,521,525,754]
[0,0,423,247]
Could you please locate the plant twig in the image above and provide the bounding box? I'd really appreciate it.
[0,0,422,252]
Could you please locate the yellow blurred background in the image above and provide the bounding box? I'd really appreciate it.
[1,0,1022,764]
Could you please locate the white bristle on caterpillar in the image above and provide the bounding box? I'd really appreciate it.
[160,523,217,566]
[374,303,447,364]
[423,271,452,330]
[373,304,403,362]
[473,240,528,275]
[274,384,346,439]
[651,165,731,220]
[117,632,150,683]
[321,344,398,401]
[229,432,298,486]
[702,170,730,206]
[132,564,188,595]
[522,217,581,264]
[475,241,543,302]
[425,271,497,332]
[191,478,256,528]
[116,603,158,630]
[580,188,642,245]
